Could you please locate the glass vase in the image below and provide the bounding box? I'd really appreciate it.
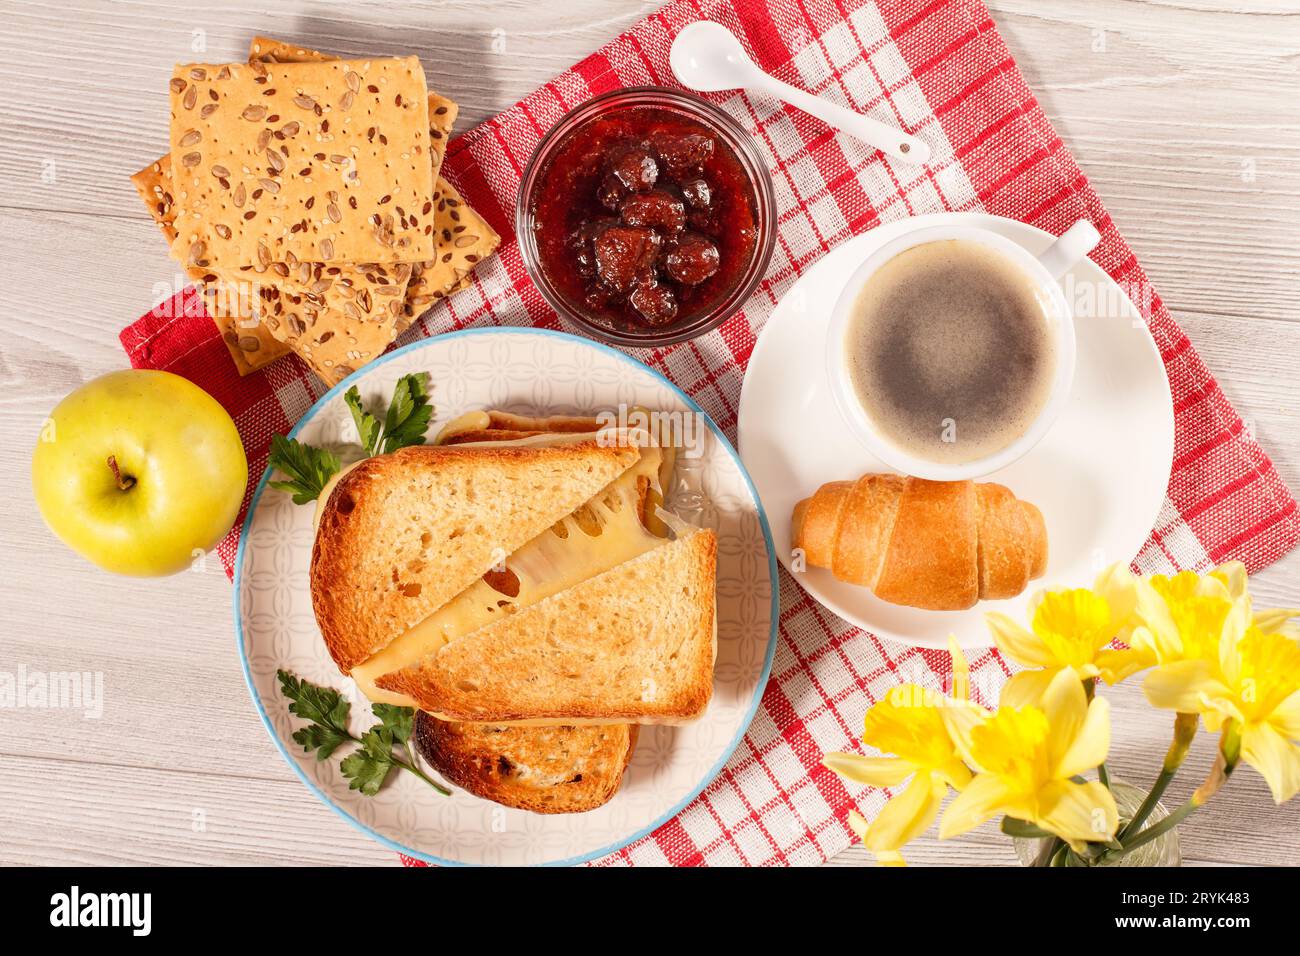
[1013,779,1182,867]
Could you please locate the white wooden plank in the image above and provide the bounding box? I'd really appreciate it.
[0,754,396,866]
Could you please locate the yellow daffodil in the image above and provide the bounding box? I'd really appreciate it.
[1098,569,1235,683]
[1144,612,1300,803]
[824,639,984,865]
[939,668,1117,851]
[821,563,1300,867]
[986,564,1135,706]
[1099,562,1299,685]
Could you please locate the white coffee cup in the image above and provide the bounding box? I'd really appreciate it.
[824,218,1101,481]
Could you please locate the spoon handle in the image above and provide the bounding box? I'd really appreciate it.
[753,73,930,165]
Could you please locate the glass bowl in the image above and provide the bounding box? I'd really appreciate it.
[515,86,776,348]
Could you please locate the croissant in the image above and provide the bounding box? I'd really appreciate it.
[792,474,1047,611]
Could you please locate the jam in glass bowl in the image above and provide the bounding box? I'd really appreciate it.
[516,86,776,348]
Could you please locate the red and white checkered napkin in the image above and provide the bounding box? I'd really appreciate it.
[121,0,1298,866]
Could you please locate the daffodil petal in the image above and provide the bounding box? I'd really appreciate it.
[939,773,1016,840]
[935,757,975,792]
[1197,574,1232,604]
[1143,659,1226,713]
[1097,646,1152,685]
[1039,668,1090,768]
[847,809,870,843]
[1094,563,1137,632]
[938,699,990,775]
[1239,722,1300,804]
[1271,688,1300,740]
[948,634,970,700]
[1202,709,1229,733]
[1200,692,1245,727]
[1254,607,1300,635]
[1211,561,1248,601]
[1057,696,1111,779]
[985,612,1055,668]
[874,849,908,866]
[1036,779,1118,851]
[1000,668,1058,708]
[864,775,946,852]
[1133,579,1183,656]
[1218,599,1253,683]
[1126,624,1161,656]
[823,753,913,787]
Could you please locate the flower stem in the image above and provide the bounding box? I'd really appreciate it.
[1117,768,1175,843]
[1117,711,1198,841]
[1112,798,1198,857]
[1105,721,1239,864]
[1081,678,1112,791]
[1032,836,1064,867]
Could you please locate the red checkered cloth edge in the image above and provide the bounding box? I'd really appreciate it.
[120,0,1298,867]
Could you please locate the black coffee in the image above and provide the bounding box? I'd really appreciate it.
[844,239,1055,465]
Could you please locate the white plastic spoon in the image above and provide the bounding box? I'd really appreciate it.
[670,20,931,165]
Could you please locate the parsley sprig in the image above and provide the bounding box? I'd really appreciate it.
[345,371,434,457]
[266,434,341,504]
[267,372,435,503]
[277,669,449,797]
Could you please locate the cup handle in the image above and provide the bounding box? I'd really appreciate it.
[1037,220,1102,280]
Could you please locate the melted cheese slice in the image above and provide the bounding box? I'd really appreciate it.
[433,410,493,443]
[350,438,668,706]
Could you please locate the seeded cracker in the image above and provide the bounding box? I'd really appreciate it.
[137,46,496,379]
[167,57,431,383]
[129,159,182,246]
[135,152,403,379]
[401,178,500,329]
[167,57,436,267]
[134,153,404,380]
[247,38,500,330]
[134,130,483,377]
[130,156,288,374]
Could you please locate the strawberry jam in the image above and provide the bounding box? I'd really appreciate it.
[530,106,760,333]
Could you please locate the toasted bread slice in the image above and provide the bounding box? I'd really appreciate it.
[377,529,718,724]
[350,442,669,706]
[414,713,638,813]
[311,440,640,673]
[440,428,550,445]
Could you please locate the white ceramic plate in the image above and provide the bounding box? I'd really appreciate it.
[737,213,1174,650]
[235,328,777,865]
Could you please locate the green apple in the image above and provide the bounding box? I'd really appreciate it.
[32,369,248,576]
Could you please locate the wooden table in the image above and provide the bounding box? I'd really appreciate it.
[1,0,1296,867]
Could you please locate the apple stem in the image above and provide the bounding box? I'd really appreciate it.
[106,455,136,492]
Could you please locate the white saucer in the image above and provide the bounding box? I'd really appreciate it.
[737,213,1174,650]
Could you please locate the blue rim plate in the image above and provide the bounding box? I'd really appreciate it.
[233,326,779,866]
